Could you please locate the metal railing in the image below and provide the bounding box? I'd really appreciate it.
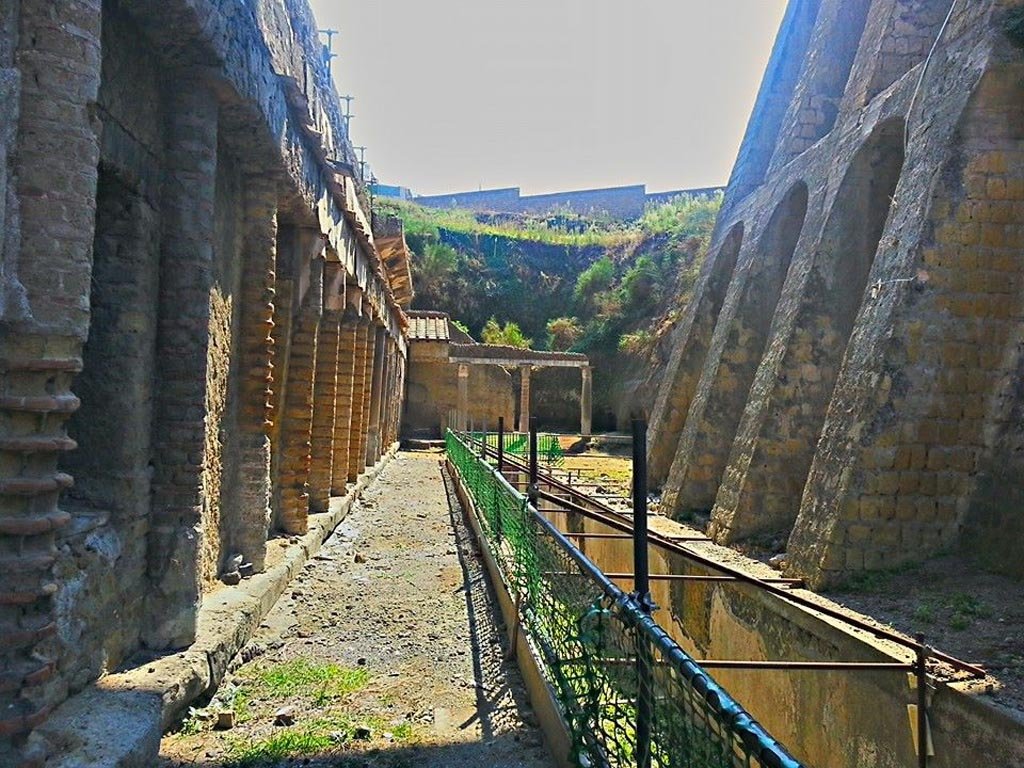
[446,428,802,768]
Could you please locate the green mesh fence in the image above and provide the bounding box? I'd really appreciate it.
[447,430,802,768]
[474,430,565,467]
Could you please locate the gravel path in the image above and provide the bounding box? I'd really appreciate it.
[160,450,555,767]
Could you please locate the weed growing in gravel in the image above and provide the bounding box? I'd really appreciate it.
[224,713,415,766]
[912,601,936,625]
[947,592,992,631]
[245,658,370,703]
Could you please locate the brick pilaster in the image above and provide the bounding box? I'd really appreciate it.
[308,310,341,512]
[279,277,321,534]
[144,82,219,650]
[332,310,359,493]
[357,321,378,470]
[0,0,101,758]
[365,325,386,465]
[346,319,372,481]
[226,175,277,570]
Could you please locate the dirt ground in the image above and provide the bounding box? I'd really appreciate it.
[825,553,1024,713]
[159,450,555,768]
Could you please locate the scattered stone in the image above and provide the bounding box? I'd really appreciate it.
[768,553,787,571]
[354,552,367,563]
[274,706,296,726]
[215,710,236,730]
[354,725,373,740]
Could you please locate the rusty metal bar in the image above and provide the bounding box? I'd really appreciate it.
[486,446,988,680]
[595,658,915,671]
[604,573,803,585]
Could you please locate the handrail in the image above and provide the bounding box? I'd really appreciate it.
[447,429,804,768]
[484,433,985,680]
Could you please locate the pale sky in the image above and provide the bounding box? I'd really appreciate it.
[311,1,790,196]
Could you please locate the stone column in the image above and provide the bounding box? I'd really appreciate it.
[580,365,593,437]
[278,247,323,534]
[357,318,377,470]
[331,307,359,494]
[379,336,394,450]
[365,324,386,465]
[0,0,102,753]
[347,318,372,481]
[145,83,219,650]
[228,174,277,571]
[517,364,532,433]
[457,363,470,432]
[308,309,341,512]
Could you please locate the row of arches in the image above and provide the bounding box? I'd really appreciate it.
[657,117,907,547]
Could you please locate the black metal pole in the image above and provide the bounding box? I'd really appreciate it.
[632,419,650,608]
[916,634,928,768]
[528,416,539,507]
[632,418,652,768]
[497,416,505,473]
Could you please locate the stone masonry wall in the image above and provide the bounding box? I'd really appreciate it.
[403,345,516,438]
[651,0,1024,588]
[1,0,411,760]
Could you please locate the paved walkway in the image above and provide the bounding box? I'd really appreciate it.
[160,451,555,767]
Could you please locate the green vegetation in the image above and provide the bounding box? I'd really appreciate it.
[481,317,532,348]
[546,316,583,351]
[224,714,415,767]
[245,658,370,704]
[378,193,723,419]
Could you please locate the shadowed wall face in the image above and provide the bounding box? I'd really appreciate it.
[710,119,906,544]
[663,181,807,516]
[648,223,744,487]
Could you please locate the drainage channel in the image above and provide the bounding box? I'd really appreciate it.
[447,428,803,768]
[457,424,995,768]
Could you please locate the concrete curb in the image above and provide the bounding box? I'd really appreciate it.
[38,445,400,768]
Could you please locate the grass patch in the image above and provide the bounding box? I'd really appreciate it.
[912,601,936,625]
[947,592,992,631]
[244,659,370,705]
[224,713,415,767]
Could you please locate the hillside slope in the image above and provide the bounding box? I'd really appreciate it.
[377,195,721,430]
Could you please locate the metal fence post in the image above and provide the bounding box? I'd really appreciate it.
[633,418,653,768]
[528,416,539,508]
[497,416,505,473]
[916,634,929,768]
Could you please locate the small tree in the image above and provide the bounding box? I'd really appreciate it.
[573,256,615,302]
[546,316,583,351]
[481,317,532,348]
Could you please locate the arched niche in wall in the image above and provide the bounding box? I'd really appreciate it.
[773,0,873,163]
[671,182,808,514]
[749,119,905,541]
[735,181,809,350]
[648,222,744,487]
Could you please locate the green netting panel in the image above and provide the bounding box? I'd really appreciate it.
[446,430,801,768]
[474,431,565,467]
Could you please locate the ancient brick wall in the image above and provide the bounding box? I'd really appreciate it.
[0,0,411,760]
[651,0,1024,588]
[404,343,516,438]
